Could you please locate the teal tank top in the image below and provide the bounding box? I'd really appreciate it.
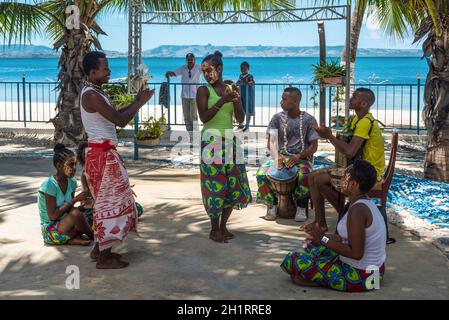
[202,84,234,136]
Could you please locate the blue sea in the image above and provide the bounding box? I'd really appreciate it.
[0,57,428,84]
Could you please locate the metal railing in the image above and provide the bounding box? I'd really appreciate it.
[0,76,426,132]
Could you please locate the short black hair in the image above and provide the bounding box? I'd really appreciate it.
[348,159,377,194]
[284,87,302,102]
[186,53,195,60]
[202,50,223,68]
[241,61,250,69]
[83,51,106,76]
[53,143,75,168]
[355,88,376,107]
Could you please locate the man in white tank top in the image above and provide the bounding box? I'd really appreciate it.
[80,52,154,269]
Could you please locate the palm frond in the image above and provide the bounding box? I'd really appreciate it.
[0,0,49,45]
[98,0,295,22]
[318,0,447,40]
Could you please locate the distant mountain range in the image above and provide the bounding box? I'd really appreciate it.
[0,45,121,58]
[0,44,422,58]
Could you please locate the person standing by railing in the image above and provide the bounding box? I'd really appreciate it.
[237,61,256,131]
[236,61,255,131]
[166,53,202,133]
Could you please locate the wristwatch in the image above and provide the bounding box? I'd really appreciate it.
[320,235,330,245]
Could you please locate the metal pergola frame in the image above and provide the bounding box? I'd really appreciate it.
[128,0,352,121]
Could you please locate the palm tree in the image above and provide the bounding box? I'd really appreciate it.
[340,0,367,81]
[318,0,367,122]
[1,0,295,146]
[364,0,448,182]
[324,0,449,182]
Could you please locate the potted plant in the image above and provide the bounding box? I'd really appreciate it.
[104,84,137,132]
[103,84,134,111]
[312,60,346,86]
[134,115,167,147]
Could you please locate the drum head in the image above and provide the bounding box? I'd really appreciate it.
[267,164,298,182]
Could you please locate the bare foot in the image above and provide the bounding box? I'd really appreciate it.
[221,228,235,240]
[90,244,100,260]
[209,230,228,243]
[90,249,122,261]
[96,256,129,269]
[67,237,91,246]
[300,222,328,233]
[291,275,321,287]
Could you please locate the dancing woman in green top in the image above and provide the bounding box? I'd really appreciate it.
[196,51,252,243]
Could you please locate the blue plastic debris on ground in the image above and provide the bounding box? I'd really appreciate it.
[313,155,449,229]
[389,173,449,228]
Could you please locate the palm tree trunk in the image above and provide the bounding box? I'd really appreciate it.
[51,28,90,146]
[422,8,449,182]
[341,0,366,76]
[336,0,367,120]
[51,1,102,147]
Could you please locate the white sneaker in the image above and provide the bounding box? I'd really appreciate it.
[295,207,308,222]
[265,206,278,221]
[308,207,315,218]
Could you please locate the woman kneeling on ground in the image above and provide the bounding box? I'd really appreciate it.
[281,160,387,292]
[38,144,93,246]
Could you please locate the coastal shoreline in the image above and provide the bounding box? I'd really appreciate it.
[0,101,426,129]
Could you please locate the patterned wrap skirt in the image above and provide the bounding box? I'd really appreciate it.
[256,159,313,208]
[85,140,138,251]
[200,133,252,219]
[281,243,385,292]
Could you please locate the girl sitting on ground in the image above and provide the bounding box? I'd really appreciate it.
[281,160,387,292]
[38,144,93,246]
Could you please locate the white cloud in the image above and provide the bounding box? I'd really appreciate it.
[365,14,381,31]
[369,30,382,40]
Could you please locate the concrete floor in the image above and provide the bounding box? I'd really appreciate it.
[0,158,448,300]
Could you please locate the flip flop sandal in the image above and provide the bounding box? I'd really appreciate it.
[387,237,396,245]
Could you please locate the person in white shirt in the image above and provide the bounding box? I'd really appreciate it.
[166,53,202,132]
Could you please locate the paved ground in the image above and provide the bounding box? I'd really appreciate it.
[0,158,448,300]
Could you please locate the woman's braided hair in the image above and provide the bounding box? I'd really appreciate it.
[53,144,74,168]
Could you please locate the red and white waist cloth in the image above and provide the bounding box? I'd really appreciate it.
[85,139,138,251]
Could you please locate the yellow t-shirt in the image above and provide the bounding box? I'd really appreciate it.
[350,113,385,181]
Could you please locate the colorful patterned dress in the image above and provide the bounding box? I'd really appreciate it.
[200,84,252,219]
[256,157,313,208]
[281,243,385,292]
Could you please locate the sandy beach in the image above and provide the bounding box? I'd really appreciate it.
[0,101,425,131]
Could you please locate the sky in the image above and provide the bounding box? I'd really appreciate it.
[28,2,420,52]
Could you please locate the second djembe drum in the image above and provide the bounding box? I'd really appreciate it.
[267,165,298,219]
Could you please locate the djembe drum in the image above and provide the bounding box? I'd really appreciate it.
[335,131,353,168]
[267,165,298,219]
